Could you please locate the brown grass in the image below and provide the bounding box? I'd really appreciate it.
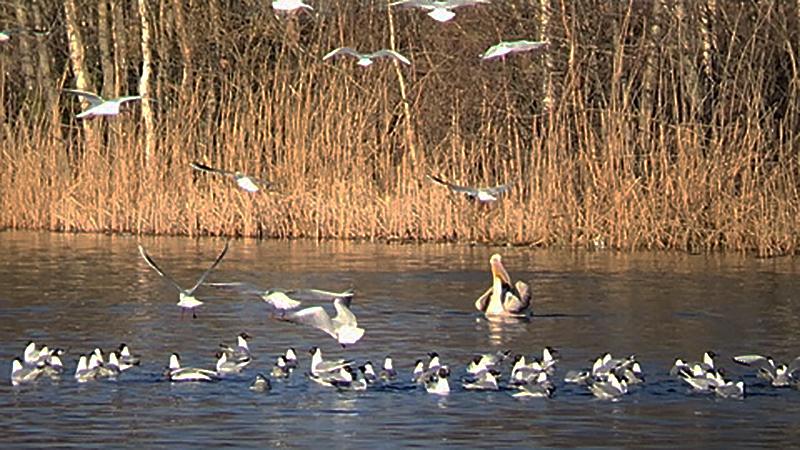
[1,1,799,256]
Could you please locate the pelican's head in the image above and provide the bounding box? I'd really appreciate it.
[489,254,511,285]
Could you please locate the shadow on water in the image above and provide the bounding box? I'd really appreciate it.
[1,231,800,448]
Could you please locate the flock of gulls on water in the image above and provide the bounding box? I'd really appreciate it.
[10,246,800,401]
[7,0,798,404]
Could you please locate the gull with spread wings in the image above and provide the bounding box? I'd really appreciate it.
[481,40,549,60]
[426,174,511,203]
[323,47,411,67]
[389,0,490,23]
[277,298,365,346]
[62,89,143,119]
[137,241,229,318]
[190,162,272,193]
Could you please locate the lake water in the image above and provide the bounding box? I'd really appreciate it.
[1,231,799,448]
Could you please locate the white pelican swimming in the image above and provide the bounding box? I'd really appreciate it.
[474,254,531,319]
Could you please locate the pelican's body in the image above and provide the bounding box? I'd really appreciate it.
[323,47,411,67]
[63,89,142,119]
[475,254,531,318]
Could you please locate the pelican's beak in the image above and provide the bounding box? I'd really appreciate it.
[489,254,511,285]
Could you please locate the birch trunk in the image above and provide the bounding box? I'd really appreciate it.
[111,0,128,95]
[538,0,553,114]
[138,0,156,166]
[387,4,418,182]
[13,0,35,93]
[172,0,193,94]
[97,0,115,97]
[64,0,98,148]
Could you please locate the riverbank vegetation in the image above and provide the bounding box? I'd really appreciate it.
[1,1,798,256]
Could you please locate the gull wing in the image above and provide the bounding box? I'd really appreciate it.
[187,241,230,295]
[261,290,304,311]
[787,356,800,376]
[138,244,185,293]
[281,306,337,339]
[371,49,411,65]
[483,183,511,197]
[190,161,233,176]
[732,354,771,369]
[331,299,358,327]
[280,288,354,306]
[323,47,362,61]
[446,0,491,7]
[63,89,105,107]
[503,281,531,315]
[426,175,479,196]
[509,40,549,53]
[474,286,492,312]
[116,95,143,104]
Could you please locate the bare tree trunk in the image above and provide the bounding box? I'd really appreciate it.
[13,0,35,93]
[64,0,98,148]
[699,0,716,83]
[138,0,156,166]
[32,0,60,140]
[387,4,418,182]
[172,0,193,94]
[97,0,115,97]
[538,0,553,114]
[111,0,128,95]
[641,0,665,126]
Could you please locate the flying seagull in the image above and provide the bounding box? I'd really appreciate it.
[62,89,143,119]
[389,0,490,23]
[426,174,510,203]
[137,241,229,318]
[207,282,354,314]
[0,28,49,43]
[474,254,531,319]
[323,47,411,67]
[272,0,313,12]
[278,298,365,346]
[190,162,271,193]
[481,40,549,60]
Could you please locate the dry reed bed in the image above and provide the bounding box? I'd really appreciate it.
[1,1,799,257]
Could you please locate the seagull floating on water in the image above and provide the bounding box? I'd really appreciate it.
[220,332,253,362]
[732,354,800,387]
[62,89,143,119]
[480,40,549,60]
[323,47,411,67]
[11,358,43,386]
[426,174,510,203]
[390,0,490,23]
[250,374,272,392]
[474,254,531,319]
[278,298,365,346]
[165,353,219,382]
[137,241,229,319]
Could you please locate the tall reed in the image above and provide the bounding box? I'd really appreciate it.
[0,1,798,256]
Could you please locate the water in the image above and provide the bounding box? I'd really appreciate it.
[1,231,799,448]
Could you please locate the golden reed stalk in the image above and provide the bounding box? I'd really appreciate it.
[0,1,798,257]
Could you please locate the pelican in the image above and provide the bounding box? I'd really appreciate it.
[480,40,549,60]
[278,299,365,346]
[137,241,229,319]
[474,254,531,318]
[272,0,313,12]
[323,47,411,67]
[426,175,511,203]
[389,0,490,23]
[62,89,143,119]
